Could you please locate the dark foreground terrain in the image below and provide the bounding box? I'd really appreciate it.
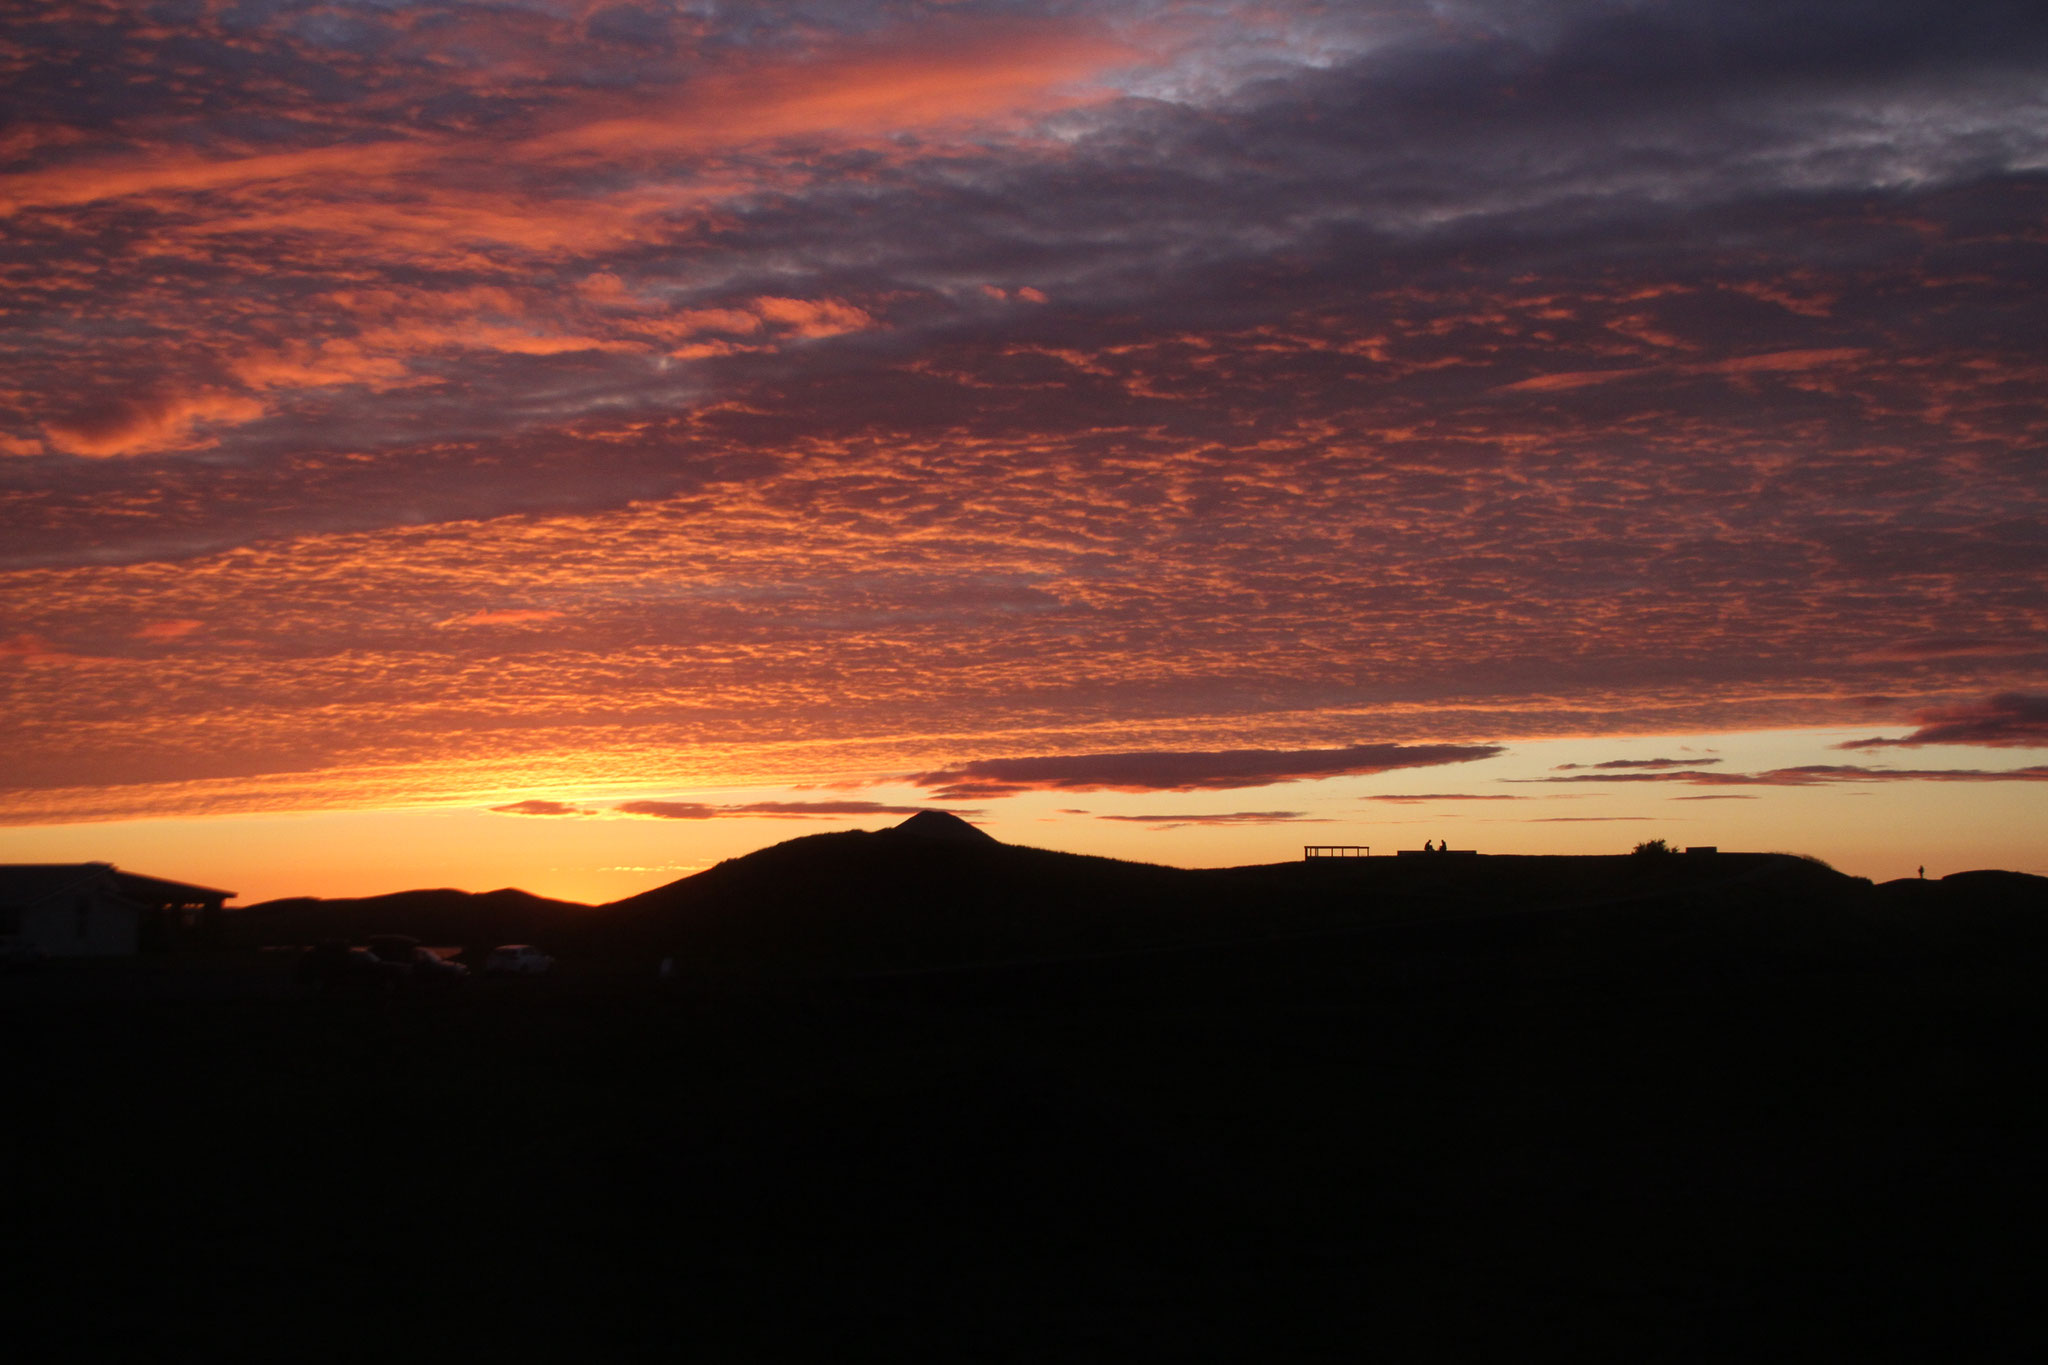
[7,846,2046,1360]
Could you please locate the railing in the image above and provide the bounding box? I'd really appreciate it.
[1304,846,1369,859]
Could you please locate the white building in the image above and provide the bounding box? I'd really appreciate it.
[0,863,236,957]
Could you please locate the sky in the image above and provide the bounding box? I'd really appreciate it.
[2,0,2045,904]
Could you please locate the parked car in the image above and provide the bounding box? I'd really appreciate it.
[298,941,406,996]
[484,944,554,975]
[409,947,470,984]
[365,934,469,985]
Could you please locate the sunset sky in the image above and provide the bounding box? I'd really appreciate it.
[3,0,2045,904]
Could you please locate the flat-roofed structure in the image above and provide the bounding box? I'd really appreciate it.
[0,863,236,957]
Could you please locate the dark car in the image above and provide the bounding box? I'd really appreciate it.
[298,941,406,996]
[406,946,470,986]
[483,944,553,976]
[366,935,469,989]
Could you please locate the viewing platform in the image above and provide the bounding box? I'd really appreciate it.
[1304,846,1369,859]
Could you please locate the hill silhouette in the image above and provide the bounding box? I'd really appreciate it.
[26,821,2048,1358]
[603,817,1214,971]
[226,885,593,952]
[220,813,2047,984]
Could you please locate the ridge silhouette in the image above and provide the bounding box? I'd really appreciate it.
[220,813,2047,981]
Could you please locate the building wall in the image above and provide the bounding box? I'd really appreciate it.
[16,889,140,957]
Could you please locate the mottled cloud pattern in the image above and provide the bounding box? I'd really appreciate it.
[3,1,2046,822]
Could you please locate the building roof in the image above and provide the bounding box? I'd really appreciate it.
[0,864,236,907]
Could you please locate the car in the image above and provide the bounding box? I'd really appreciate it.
[409,947,470,984]
[483,944,554,975]
[298,941,406,996]
[366,934,469,986]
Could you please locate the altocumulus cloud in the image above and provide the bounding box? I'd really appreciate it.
[4,0,2048,826]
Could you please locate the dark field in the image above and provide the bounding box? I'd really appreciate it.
[8,885,2043,1361]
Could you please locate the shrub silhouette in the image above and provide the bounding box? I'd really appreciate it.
[1632,838,1671,856]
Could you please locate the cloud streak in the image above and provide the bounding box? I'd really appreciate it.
[910,744,1506,800]
[1094,810,1326,827]
[1838,693,2048,750]
[1523,765,2048,787]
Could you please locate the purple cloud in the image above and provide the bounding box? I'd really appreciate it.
[613,801,720,820]
[1838,692,2048,750]
[611,799,979,820]
[1095,810,1326,827]
[1523,764,2048,786]
[489,799,595,817]
[910,744,1505,800]
[1361,793,1524,803]
[1554,757,1722,771]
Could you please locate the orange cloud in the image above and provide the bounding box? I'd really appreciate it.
[527,22,1129,162]
[436,610,565,629]
[752,296,874,339]
[42,389,266,457]
[0,634,93,666]
[0,139,424,216]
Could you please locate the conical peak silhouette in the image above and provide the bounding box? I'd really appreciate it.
[887,810,999,844]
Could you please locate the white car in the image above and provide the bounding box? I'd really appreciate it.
[484,944,554,975]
